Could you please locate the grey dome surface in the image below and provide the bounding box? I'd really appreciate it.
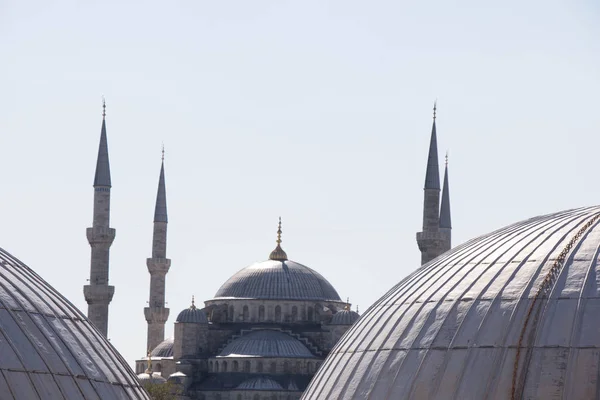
[137,372,166,384]
[214,259,341,301]
[236,376,284,390]
[217,330,316,358]
[330,310,360,325]
[0,247,149,399]
[150,338,173,357]
[303,206,600,400]
[176,306,208,323]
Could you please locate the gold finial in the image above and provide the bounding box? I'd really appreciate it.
[102,97,106,119]
[433,100,437,120]
[191,295,196,309]
[277,217,282,245]
[269,217,288,261]
[161,143,165,162]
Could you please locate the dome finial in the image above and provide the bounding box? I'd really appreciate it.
[145,349,152,373]
[269,217,288,261]
[191,295,196,309]
[345,297,351,311]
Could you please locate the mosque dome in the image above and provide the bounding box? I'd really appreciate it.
[217,330,316,358]
[330,309,360,325]
[214,259,341,301]
[0,247,149,399]
[236,376,284,390]
[214,219,342,302]
[150,338,174,358]
[303,206,600,399]
[137,371,167,385]
[176,300,208,324]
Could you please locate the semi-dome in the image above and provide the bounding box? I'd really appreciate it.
[176,299,208,323]
[217,330,316,358]
[236,376,284,390]
[0,247,149,399]
[150,338,174,357]
[330,309,360,325]
[214,260,341,301]
[303,206,600,399]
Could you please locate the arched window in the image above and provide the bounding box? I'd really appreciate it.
[233,360,239,372]
[229,305,234,321]
[275,305,282,321]
[244,360,251,372]
[155,363,161,372]
[295,361,301,373]
[283,361,290,373]
[292,306,298,321]
[257,361,263,373]
[243,305,249,321]
[307,306,314,322]
[259,305,265,321]
[222,361,228,372]
[270,362,277,373]
[215,361,219,372]
[209,361,213,371]
[308,362,314,373]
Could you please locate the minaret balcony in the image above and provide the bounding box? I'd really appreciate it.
[86,227,116,245]
[83,284,115,304]
[144,306,170,324]
[146,258,171,274]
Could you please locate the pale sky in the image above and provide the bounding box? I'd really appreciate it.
[1,1,599,368]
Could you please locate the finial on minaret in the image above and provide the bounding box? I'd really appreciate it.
[102,97,106,119]
[161,143,165,162]
[269,217,288,261]
[433,100,437,120]
[445,151,448,167]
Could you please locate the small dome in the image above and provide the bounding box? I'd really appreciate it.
[217,330,316,358]
[304,206,600,399]
[0,247,149,399]
[176,304,208,324]
[150,338,174,357]
[137,371,167,384]
[214,260,341,301]
[330,309,360,325]
[236,376,284,390]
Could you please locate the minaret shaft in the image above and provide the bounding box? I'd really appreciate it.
[84,111,115,337]
[145,160,170,352]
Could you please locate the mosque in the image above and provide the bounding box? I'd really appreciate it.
[4,99,595,400]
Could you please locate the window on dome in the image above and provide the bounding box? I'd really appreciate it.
[292,306,298,322]
[233,361,239,372]
[222,361,228,372]
[257,361,263,373]
[244,361,251,372]
[229,305,234,322]
[270,362,276,373]
[307,307,314,322]
[243,305,249,321]
[275,306,282,322]
[259,305,265,321]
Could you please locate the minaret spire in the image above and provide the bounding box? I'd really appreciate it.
[84,100,116,336]
[416,102,446,265]
[439,152,452,251]
[144,147,171,352]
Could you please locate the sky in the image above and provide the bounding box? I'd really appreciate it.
[1,1,599,369]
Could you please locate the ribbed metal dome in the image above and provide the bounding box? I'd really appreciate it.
[330,310,360,325]
[217,330,316,358]
[150,338,173,357]
[236,376,284,390]
[176,306,208,324]
[214,260,341,301]
[0,247,149,399]
[304,206,600,400]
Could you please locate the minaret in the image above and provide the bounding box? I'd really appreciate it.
[144,147,171,352]
[84,100,116,336]
[416,103,446,264]
[439,153,452,253]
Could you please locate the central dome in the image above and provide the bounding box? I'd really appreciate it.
[303,206,600,400]
[214,259,341,301]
